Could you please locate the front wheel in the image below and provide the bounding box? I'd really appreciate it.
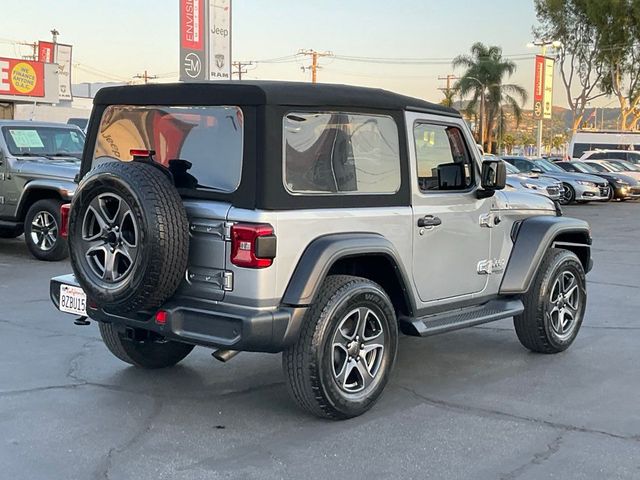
[283,275,398,419]
[24,199,68,261]
[99,322,194,369]
[559,184,575,205]
[514,248,586,353]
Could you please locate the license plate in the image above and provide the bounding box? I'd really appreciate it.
[59,284,87,316]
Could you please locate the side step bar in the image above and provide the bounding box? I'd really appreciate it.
[399,298,524,337]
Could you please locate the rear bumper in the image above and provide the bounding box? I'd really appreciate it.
[50,274,307,353]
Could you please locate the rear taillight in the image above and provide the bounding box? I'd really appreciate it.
[60,203,71,238]
[230,223,276,268]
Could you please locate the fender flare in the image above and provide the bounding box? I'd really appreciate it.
[18,180,76,217]
[500,215,592,295]
[281,232,414,313]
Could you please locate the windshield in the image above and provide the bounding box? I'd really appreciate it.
[611,159,640,171]
[93,105,244,192]
[2,126,85,158]
[533,158,564,173]
[572,162,598,174]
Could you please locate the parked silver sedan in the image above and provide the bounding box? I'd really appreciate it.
[503,161,564,201]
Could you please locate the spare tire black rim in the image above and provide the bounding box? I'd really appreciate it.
[81,193,139,283]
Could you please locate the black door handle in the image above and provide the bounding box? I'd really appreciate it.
[417,215,442,228]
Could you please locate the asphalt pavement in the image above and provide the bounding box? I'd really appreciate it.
[1,202,639,480]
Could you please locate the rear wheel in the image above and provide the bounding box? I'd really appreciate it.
[24,199,68,261]
[283,275,398,419]
[99,322,194,369]
[514,248,586,354]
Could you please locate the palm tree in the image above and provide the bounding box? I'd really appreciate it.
[453,42,528,154]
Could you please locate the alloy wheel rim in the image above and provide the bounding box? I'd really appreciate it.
[548,270,580,340]
[30,211,58,251]
[331,306,385,394]
[81,193,139,284]
[562,186,574,204]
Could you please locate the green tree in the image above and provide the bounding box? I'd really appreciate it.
[503,134,516,154]
[439,87,457,108]
[453,42,527,153]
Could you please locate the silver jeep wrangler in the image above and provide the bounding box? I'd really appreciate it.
[50,81,591,419]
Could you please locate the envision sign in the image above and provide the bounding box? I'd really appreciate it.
[180,0,232,81]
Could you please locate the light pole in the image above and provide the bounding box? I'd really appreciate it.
[528,40,561,157]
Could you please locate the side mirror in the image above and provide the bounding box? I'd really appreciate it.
[478,159,506,198]
[437,162,465,190]
[531,167,543,174]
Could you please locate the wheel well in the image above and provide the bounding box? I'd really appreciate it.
[327,254,413,317]
[553,231,591,271]
[17,189,62,221]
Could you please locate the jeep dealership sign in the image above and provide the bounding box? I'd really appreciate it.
[208,0,231,80]
[180,0,231,81]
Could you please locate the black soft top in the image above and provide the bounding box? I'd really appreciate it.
[93,80,460,117]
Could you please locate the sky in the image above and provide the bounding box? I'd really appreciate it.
[0,0,580,109]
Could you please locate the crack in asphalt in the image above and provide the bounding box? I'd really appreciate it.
[587,279,640,289]
[399,386,640,443]
[499,434,564,480]
[97,398,163,480]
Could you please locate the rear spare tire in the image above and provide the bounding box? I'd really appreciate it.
[68,160,189,313]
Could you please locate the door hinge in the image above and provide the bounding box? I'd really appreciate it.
[0,196,4,205]
[0,173,5,181]
[479,212,501,228]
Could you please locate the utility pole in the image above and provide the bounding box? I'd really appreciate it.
[232,61,253,80]
[134,71,158,84]
[299,49,333,83]
[438,74,459,107]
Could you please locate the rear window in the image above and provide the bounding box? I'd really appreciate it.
[283,112,401,194]
[93,105,243,192]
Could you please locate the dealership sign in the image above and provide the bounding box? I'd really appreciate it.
[180,0,232,81]
[533,55,554,121]
[0,57,45,97]
[208,0,231,80]
[55,44,73,101]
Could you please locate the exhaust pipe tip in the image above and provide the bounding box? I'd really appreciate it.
[212,349,240,363]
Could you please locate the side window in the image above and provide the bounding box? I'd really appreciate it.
[515,160,531,172]
[413,123,474,192]
[283,112,401,194]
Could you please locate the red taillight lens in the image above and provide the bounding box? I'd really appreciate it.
[60,203,71,238]
[130,149,156,158]
[230,223,276,268]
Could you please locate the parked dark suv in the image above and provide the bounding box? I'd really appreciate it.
[51,82,592,419]
[0,121,84,260]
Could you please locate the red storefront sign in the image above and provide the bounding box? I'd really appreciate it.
[38,41,55,63]
[533,55,545,120]
[181,0,205,50]
[0,57,45,97]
